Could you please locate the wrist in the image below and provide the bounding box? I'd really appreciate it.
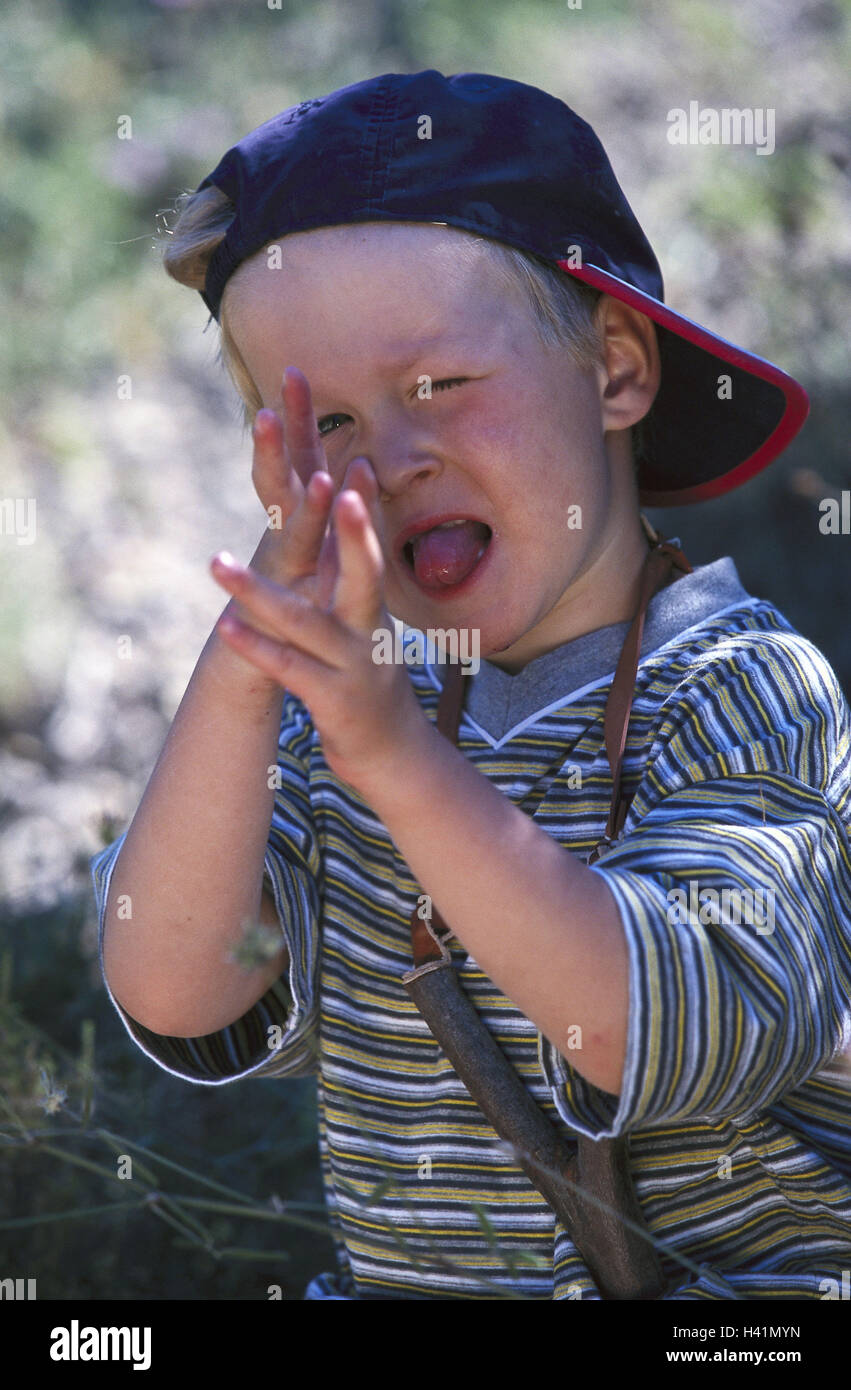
[202,613,288,708]
[354,703,447,820]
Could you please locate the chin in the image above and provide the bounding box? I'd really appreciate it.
[475,620,531,664]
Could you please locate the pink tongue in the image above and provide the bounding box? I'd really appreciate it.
[411,521,489,588]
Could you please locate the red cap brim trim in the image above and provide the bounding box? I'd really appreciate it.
[558,260,810,507]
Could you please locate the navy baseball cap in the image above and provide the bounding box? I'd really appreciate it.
[195,69,809,507]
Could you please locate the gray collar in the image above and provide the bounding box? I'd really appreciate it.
[425,556,753,746]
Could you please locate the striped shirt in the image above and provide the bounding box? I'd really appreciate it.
[91,557,851,1300]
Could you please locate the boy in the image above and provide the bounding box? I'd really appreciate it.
[91,71,851,1300]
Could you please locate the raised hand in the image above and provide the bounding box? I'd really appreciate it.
[209,366,427,797]
[239,365,379,612]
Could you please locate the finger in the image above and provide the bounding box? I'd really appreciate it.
[315,524,339,611]
[281,366,330,488]
[211,553,349,666]
[330,490,386,631]
[251,408,302,518]
[341,455,379,504]
[341,455,384,542]
[280,466,337,580]
[315,457,380,610]
[252,404,338,582]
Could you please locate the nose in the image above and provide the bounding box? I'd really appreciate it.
[352,409,444,503]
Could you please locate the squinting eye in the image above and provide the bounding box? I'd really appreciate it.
[317,413,351,437]
[316,378,468,435]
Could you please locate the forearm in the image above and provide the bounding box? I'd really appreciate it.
[362,716,630,1094]
[103,623,289,1038]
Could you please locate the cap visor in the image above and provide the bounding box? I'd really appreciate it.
[559,261,810,507]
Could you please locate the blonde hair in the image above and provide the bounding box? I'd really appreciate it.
[161,186,605,426]
[162,187,264,419]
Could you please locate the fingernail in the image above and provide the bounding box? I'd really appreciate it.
[213,551,238,570]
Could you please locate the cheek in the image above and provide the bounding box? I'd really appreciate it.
[468,392,596,515]
[453,396,531,491]
[525,386,604,485]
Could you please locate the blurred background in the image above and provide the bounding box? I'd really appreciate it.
[1,0,849,1300]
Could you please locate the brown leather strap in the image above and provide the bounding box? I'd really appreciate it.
[589,529,692,862]
[435,658,466,741]
[410,656,465,967]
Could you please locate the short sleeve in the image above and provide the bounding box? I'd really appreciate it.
[90,692,323,1085]
[541,629,851,1137]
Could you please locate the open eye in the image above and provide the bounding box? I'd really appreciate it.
[317,413,351,437]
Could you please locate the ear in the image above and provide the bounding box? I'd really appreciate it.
[594,297,660,433]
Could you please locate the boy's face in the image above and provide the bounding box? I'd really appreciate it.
[225,222,647,670]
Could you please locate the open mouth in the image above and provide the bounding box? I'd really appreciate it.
[402,518,493,596]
